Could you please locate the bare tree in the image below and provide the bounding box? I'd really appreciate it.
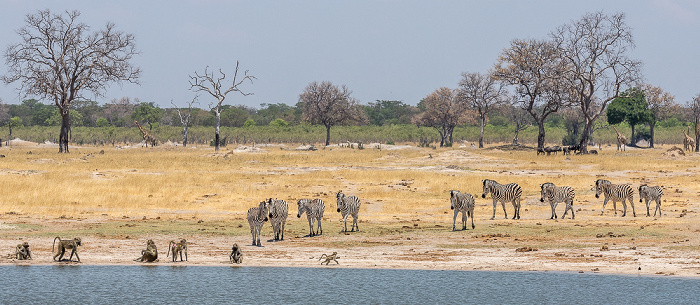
[498,103,533,145]
[171,96,198,147]
[494,38,570,149]
[642,84,677,148]
[551,11,642,153]
[688,94,700,152]
[413,87,473,147]
[0,98,8,145]
[298,81,367,146]
[457,72,507,148]
[2,9,140,153]
[189,62,255,151]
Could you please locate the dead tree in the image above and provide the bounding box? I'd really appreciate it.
[171,96,198,147]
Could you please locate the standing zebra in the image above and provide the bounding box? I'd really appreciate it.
[449,190,475,230]
[336,191,361,232]
[268,198,289,241]
[247,200,270,246]
[638,184,663,217]
[297,199,325,237]
[539,182,575,219]
[595,179,636,217]
[481,179,522,220]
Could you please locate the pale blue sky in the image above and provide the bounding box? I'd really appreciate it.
[0,0,698,108]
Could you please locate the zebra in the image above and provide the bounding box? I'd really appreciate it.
[247,200,270,246]
[595,179,636,217]
[297,199,325,237]
[638,184,663,217]
[336,191,361,232]
[449,190,475,230]
[268,198,289,241]
[481,179,522,220]
[539,182,575,219]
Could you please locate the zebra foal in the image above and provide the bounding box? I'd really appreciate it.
[247,200,270,246]
[482,179,522,220]
[638,184,663,217]
[268,198,289,241]
[336,191,361,232]
[595,179,636,217]
[539,182,575,219]
[450,190,475,230]
[297,199,325,237]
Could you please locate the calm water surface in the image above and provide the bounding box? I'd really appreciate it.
[2,266,698,304]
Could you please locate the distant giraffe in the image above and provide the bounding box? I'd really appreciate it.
[134,121,157,147]
[683,127,695,152]
[612,125,627,151]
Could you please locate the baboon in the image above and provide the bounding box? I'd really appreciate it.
[167,239,188,262]
[52,237,82,262]
[134,239,158,262]
[319,252,339,265]
[15,242,32,260]
[229,243,243,264]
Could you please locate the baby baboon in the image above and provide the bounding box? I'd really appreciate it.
[15,242,32,260]
[319,252,339,265]
[229,243,243,264]
[167,239,188,262]
[134,239,158,262]
[52,237,82,262]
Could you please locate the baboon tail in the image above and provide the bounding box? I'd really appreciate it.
[52,236,60,252]
[319,254,327,260]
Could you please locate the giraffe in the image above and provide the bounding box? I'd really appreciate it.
[612,125,627,151]
[134,121,157,147]
[683,127,695,152]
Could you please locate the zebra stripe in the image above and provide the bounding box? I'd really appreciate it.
[297,199,325,237]
[481,179,522,220]
[449,190,475,230]
[247,200,269,246]
[539,182,575,220]
[268,198,289,241]
[595,179,636,217]
[638,184,663,217]
[336,191,361,232]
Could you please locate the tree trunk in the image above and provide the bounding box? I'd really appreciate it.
[448,126,453,147]
[649,122,655,148]
[537,121,546,149]
[512,125,520,145]
[215,110,221,151]
[695,118,699,153]
[630,124,636,147]
[59,109,70,153]
[182,125,189,147]
[478,115,485,148]
[325,124,331,146]
[579,119,593,153]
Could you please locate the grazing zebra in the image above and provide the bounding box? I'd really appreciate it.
[247,200,270,246]
[336,191,361,232]
[638,184,663,217]
[297,199,325,237]
[268,198,289,241]
[449,190,475,230]
[482,179,522,220]
[539,182,575,219]
[595,179,636,217]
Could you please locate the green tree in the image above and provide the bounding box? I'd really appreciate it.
[243,119,256,127]
[606,87,652,145]
[8,117,23,139]
[46,109,84,127]
[255,103,297,125]
[131,102,164,130]
[269,118,288,127]
[96,117,110,127]
[364,100,418,125]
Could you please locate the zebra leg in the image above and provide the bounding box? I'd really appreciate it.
[281,221,286,240]
[342,214,348,232]
[462,211,467,230]
[453,210,458,231]
[600,198,609,216]
[352,214,359,232]
[317,217,323,235]
[655,200,662,217]
[469,209,475,229]
[308,217,314,237]
[516,199,521,220]
[549,201,556,219]
[621,200,627,217]
[629,197,636,217]
[491,199,497,220]
[502,201,508,219]
[645,199,650,217]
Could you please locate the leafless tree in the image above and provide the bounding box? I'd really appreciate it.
[413,87,473,147]
[457,72,507,148]
[642,84,677,148]
[494,38,570,149]
[298,81,367,146]
[0,98,8,145]
[688,94,700,152]
[171,96,199,147]
[551,11,642,153]
[189,61,255,151]
[2,9,140,153]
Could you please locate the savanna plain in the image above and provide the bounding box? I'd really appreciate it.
[1,140,699,277]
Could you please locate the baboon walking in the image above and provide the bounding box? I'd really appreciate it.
[167,239,188,262]
[319,252,339,265]
[52,237,82,262]
[229,243,243,264]
[15,242,32,260]
[134,239,158,262]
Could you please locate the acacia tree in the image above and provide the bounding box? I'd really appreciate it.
[643,84,676,148]
[298,81,367,146]
[189,62,255,151]
[413,87,472,147]
[457,72,507,148]
[494,38,569,149]
[2,9,140,153]
[551,11,642,153]
[171,96,198,147]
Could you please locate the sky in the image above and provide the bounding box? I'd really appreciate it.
[0,0,698,109]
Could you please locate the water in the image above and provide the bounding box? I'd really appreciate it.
[2,266,698,304]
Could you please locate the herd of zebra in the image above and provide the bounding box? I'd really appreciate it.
[245,180,664,246]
